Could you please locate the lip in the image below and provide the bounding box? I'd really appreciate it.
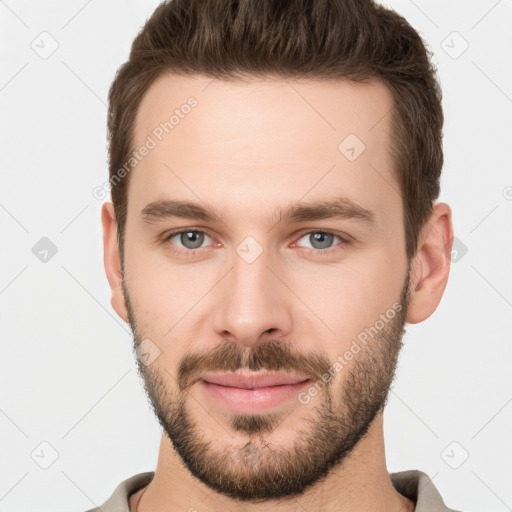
[201,372,310,389]
[199,372,311,413]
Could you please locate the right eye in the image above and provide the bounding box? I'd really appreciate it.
[165,229,214,251]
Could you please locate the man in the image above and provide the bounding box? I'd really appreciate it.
[89,0,461,510]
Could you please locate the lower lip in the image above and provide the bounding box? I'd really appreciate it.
[199,379,311,413]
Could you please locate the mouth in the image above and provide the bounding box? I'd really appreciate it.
[201,371,311,389]
[199,372,312,413]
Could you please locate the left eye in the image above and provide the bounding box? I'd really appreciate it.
[167,230,212,250]
[296,231,342,250]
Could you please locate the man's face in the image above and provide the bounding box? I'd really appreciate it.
[120,74,411,500]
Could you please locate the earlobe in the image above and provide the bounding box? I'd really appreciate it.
[101,202,129,323]
[406,202,454,324]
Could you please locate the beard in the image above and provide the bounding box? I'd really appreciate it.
[123,271,411,503]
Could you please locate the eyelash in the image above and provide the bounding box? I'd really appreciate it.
[162,228,350,258]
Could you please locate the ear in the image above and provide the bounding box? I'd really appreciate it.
[101,202,129,323]
[406,202,454,324]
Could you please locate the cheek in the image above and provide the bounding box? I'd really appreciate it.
[289,251,405,348]
[127,271,187,326]
[124,249,219,340]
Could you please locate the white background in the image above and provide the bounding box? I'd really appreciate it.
[1,1,511,511]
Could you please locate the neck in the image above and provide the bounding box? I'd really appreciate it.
[131,413,415,512]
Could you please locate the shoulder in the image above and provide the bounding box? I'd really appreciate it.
[390,469,464,512]
[83,471,155,512]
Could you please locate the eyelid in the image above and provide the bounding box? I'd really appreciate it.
[163,228,216,248]
[291,229,351,253]
[293,228,352,244]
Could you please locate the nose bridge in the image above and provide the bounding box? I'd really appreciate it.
[212,239,292,345]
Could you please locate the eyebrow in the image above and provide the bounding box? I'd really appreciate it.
[140,197,375,226]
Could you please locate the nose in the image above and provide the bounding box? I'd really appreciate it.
[212,244,293,348]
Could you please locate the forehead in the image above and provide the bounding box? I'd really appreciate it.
[128,73,399,228]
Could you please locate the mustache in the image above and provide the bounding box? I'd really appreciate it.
[177,339,332,392]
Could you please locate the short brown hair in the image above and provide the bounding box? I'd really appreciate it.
[107,0,443,263]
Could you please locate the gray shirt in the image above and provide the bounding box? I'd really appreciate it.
[85,470,463,512]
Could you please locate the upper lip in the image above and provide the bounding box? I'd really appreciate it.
[201,372,311,389]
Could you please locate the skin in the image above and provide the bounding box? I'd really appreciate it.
[102,73,453,512]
